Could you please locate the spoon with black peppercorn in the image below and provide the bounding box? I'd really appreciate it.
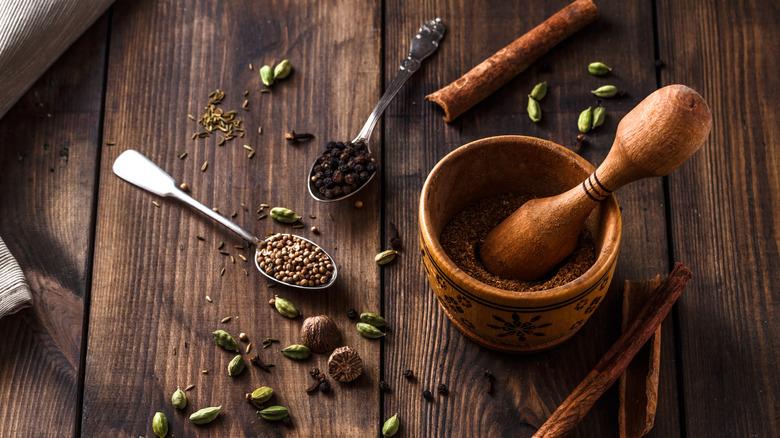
[113,149,337,290]
[308,18,445,202]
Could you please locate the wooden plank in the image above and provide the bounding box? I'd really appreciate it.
[656,0,779,435]
[0,17,107,437]
[83,0,381,436]
[382,1,680,436]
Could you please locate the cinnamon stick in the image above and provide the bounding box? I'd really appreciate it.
[426,0,599,122]
[619,276,662,438]
[533,263,692,438]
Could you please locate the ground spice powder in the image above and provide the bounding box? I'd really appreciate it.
[440,193,596,291]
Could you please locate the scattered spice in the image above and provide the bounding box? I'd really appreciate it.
[310,141,376,199]
[241,203,248,212]
[422,390,433,400]
[300,315,341,353]
[152,201,161,208]
[206,295,212,302]
[184,384,195,391]
[307,368,329,393]
[346,309,358,320]
[194,89,243,144]
[220,268,225,276]
[238,254,247,261]
[246,343,252,354]
[484,369,493,393]
[285,130,315,142]
[311,226,320,234]
[354,200,363,208]
[179,152,188,159]
[196,235,205,241]
[202,369,208,374]
[403,369,414,379]
[437,383,449,395]
[328,346,363,382]
[574,133,587,153]
[106,141,116,146]
[250,354,275,372]
[201,161,208,172]
[328,212,334,221]
[179,183,189,191]
[440,192,596,291]
[262,337,279,349]
[256,234,334,287]
[389,222,402,251]
[379,381,391,393]
[239,333,249,342]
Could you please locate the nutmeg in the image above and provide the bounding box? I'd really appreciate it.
[300,315,341,353]
[328,346,363,383]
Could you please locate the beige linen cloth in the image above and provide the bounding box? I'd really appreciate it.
[0,0,113,318]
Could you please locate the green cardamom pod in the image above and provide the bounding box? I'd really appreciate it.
[260,65,274,87]
[592,106,606,129]
[588,62,612,76]
[530,81,548,101]
[258,405,289,421]
[591,85,618,98]
[213,329,239,352]
[357,322,386,338]
[527,96,542,123]
[251,386,274,404]
[273,60,292,80]
[228,354,245,376]
[274,295,299,318]
[152,412,168,438]
[171,386,187,410]
[281,344,311,360]
[189,406,222,425]
[360,312,388,328]
[578,107,593,133]
[382,413,400,437]
[375,249,398,265]
[270,207,301,224]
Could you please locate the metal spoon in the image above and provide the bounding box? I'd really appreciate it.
[113,149,337,290]
[308,18,445,202]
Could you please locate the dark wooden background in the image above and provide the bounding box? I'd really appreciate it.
[0,0,776,436]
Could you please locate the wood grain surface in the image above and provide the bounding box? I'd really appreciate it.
[0,17,107,437]
[657,0,779,435]
[0,0,776,436]
[83,0,382,436]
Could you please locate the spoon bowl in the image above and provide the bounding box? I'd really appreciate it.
[113,149,338,290]
[308,18,445,202]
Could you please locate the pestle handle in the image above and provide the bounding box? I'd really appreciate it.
[479,85,712,281]
[582,85,712,201]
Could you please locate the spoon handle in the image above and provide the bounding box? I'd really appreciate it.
[112,149,260,244]
[353,18,445,143]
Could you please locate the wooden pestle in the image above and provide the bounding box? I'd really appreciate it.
[480,85,712,281]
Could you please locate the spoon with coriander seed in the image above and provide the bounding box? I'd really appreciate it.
[308,18,445,202]
[113,149,337,290]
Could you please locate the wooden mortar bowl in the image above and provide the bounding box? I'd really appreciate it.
[419,135,622,353]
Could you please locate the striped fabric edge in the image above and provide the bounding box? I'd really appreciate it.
[0,237,32,318]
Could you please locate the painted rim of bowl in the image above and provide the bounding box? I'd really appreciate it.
[419,135,622,303]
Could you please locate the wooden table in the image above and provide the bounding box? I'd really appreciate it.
[1,0,776,436]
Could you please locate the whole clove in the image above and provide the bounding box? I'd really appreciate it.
[389,222,402,251]
[437,383,449,395]
[574,134,587,154]
[285,130,315,142]
[484,369,494,393]
[307,368,329,394]
[249,354,274,372]
[379,381,391,393]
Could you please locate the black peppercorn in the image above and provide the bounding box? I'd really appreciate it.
[326,141,337,150]
[342,185,353,195]
[344,173,356,185]
[336,141,345,149]
[379,381,391,393]
[403,369,413,378]
[318,381,331,393]
[437,383,448,395]
[359,171,370,181]
[281,416,292,426]
[322,177,333,187]
[422,390,433,400]
[347,309,358,319]
[332,186,343,196]
[332,170,344,184]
